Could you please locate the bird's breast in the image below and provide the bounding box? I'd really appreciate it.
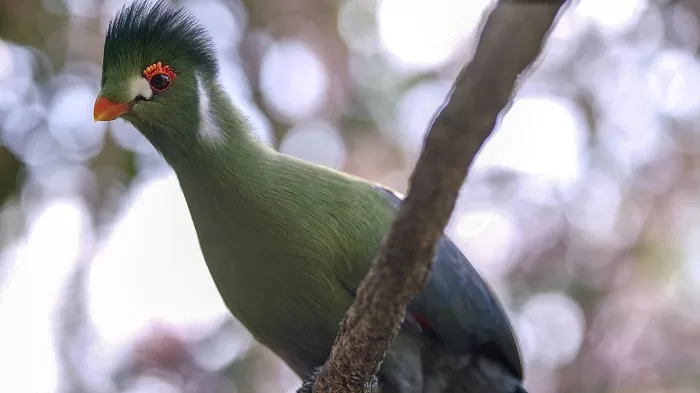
[195,224,354,377]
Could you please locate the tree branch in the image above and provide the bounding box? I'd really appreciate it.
[304,1,570,392]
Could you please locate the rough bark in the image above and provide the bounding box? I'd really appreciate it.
[303,1,569,392]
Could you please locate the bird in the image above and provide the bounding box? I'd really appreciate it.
[93,1,525,392]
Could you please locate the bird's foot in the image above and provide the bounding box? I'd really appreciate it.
[297,366,380,393]
[297,366,323,393]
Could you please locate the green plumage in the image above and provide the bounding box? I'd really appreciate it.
[174,123,396,375]
[96,2,525,392]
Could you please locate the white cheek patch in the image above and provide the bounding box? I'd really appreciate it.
[128,76,152,101]
[195,73,225,144]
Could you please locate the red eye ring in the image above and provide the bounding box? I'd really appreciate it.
[143,62,176,92]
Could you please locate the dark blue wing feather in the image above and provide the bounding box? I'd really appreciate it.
[373,185,524,380]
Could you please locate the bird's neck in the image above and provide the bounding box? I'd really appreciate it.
[129,80,272,188]
[156,85,270,172]
[140,82,290,237]
[168,111,273,189]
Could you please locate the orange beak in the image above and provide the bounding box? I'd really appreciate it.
[93,95,130,122]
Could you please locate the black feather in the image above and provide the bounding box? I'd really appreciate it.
[372,184,524,381]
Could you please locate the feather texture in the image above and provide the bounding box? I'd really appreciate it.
[373,186,523,380]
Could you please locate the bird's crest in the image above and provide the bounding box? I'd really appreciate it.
[102,0,218,86]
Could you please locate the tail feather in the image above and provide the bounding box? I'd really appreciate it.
[425,353,525,393]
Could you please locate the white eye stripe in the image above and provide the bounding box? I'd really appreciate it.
[195,72,224,144]
[128,76,152,101]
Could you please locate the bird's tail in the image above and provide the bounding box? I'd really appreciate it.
[514,383,529,393]
[436,354,525,393]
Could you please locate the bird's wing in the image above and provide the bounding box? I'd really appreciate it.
[371,184,524,380]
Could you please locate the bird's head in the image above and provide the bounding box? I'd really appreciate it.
[94,0,219,146]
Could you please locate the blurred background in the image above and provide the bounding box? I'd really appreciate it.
[1,0,699,392]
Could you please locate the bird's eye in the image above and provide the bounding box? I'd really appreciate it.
[143,62,176,93]
[149,73,171,92]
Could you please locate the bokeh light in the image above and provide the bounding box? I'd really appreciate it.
[473,96,588,187]
[377,0,489,69]
[260,39,329,121]
[1,0,700,392]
